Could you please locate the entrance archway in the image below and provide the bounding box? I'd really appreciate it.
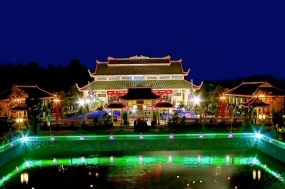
[119,87,161,125]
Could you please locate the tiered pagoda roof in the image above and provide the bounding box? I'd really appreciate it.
[224,81,285,97]
[77,80,203,91]
[77,55,203,91]
[89,55,189,76]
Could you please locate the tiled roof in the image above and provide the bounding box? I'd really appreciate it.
[225,82,265,96]
[106,102,125,109]
[254,87,285,97]
[8,103,28,112]
[225,81,285,97]
[241,98,271,108]
[154,102,174,108]
[93,62,184,75]
[108,58,170,65]
[78,80,202,91]
[120,87,161,100]
[0,85,55,100]
[15,85,55,99]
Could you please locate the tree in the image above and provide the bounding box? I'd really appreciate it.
[242,106,254,128]
[178,101,185,109]
[209,85,224,112]
[67,85,83,98]
[26,98,42,134]
[55,91,70,116]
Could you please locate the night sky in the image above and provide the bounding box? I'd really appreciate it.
[1,0,285,84]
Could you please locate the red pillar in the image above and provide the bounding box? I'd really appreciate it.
[55,105,59,120]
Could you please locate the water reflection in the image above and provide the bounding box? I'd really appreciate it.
[1,155,284,189]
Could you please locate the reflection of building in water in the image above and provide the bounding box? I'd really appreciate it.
[213,166,221,183]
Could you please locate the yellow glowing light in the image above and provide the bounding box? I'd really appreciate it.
[21,172,29,184]
[193,96,201,104]
[220,96,226,100]
[253,170,256,180]
[258,170,261,180]
[16,118,23,123]
[54,98,60,103]
[262,114,266,119]
[79,99,84,105]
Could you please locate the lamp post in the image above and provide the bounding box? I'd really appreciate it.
[79,99,87,121]
[52,98,60,135]
[192,96,201,118]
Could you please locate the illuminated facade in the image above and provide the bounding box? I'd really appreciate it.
[0,85,55,118]
[76,55,203,109]
[224,81,285,115]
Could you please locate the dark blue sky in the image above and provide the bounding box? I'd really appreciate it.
[1,0,285,83]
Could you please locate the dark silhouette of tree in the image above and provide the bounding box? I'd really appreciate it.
[0,59,92,93]
[26,97,42,134]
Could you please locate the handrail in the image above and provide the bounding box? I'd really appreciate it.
[0,139,21,153]
[25,133,256,142]
[261,135,285,150]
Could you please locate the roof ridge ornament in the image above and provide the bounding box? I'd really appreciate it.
[129,55,149,59]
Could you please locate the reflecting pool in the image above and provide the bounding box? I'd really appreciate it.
[1,152,284,189]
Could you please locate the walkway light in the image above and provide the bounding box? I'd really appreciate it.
[139,133,143,140]
[199,133,203,139]
[228,133,233,138]
[226,155,230,164]
[168,155,172,162]
[80,135,84,140]
[109,134,114,140]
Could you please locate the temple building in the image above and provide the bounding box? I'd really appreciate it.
[224,81,285,116]
[76,55,203,111]
[0,85,55,118]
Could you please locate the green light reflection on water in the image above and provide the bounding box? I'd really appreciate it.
[0,155,284,186]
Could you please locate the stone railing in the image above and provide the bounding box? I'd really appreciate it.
[0,133,256,166]
[257,135,285,164]
[1,133,285,167]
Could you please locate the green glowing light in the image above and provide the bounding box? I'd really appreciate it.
[0,155,283,187]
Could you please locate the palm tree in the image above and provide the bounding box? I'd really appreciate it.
[178,101,185,109]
